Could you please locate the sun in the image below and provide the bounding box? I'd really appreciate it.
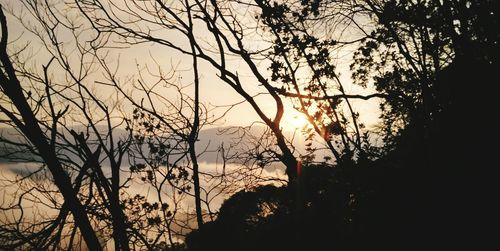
[287,114,309,130]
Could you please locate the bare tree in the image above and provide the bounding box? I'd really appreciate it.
[1,1,134,249]
[75,0,304,181]
[0,4,103,249]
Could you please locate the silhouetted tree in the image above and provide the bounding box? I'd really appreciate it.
[185,0,499,249]
[1,0,498,249]
[0,4,103,249]
[75,0,373,181]
[185,162,382,251]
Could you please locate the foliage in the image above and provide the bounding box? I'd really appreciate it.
[185,163,383,250]
[349,0,500,147]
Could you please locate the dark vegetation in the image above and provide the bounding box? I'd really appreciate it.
[185,1,500,250]
[0,0,498,250]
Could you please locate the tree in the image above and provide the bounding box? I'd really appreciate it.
[76,0,334,180]
[1,1,244,249]
[186,0,499,248]
[0,3,106,249]
[356,1,499,247]
[2,0,497,249]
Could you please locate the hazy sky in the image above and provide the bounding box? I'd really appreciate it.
[1,0,380,132]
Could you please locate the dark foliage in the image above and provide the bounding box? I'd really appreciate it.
[186,1,499,250]
[185,163,387,250]
[366,0,499,249]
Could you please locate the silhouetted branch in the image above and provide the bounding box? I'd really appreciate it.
[274,88,387,101]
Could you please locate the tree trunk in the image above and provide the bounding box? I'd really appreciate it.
[189,142,204,228]
[110,160,130,251]
[187,7,204,228]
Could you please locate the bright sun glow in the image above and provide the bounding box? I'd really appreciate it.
[288,115,309,130]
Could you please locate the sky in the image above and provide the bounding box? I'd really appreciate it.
[1,0,381,135]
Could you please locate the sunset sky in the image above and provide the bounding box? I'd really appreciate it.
[3,1,380,132]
